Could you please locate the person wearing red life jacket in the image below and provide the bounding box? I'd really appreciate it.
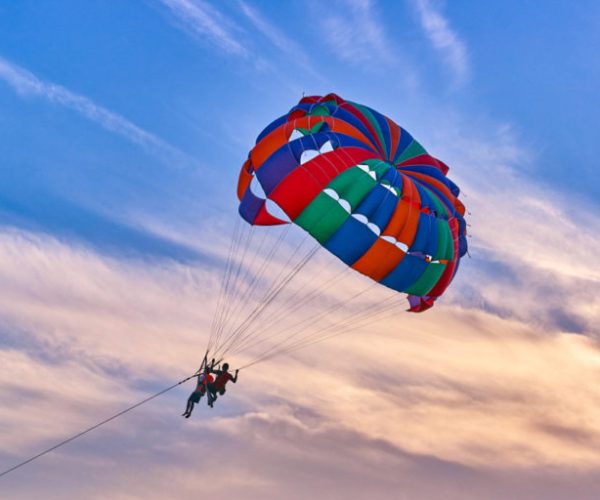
[207,362,238,408]
[182,368,214,418]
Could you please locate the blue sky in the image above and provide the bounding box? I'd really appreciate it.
[2,0,598,242]
[1,1,600,498]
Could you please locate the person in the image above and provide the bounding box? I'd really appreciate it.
[206,362,239,408]
[182,368,214,418]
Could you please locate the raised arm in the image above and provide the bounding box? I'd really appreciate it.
[206,358,217,374]
[231,369,239,383]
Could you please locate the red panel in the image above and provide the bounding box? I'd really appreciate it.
[269,146,375,220]
[254,205,288,226]
[397,154,448,174]
[387,117,401,161]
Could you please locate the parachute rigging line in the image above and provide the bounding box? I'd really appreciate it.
[227,265,352,356]
[207,216,242,353]
[212,240,320,359]
[212,220,255,352]
[215,224,293,346]
[233,281,378,365]
[213,222,266,344]
[268,294,401,358]
[239,296,402,370]
[228,271,378,358]
[0,373,199,480]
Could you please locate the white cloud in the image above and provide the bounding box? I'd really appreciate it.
[2,234,600,498]
[319,0,395,65]
[158,0,248,56]
[411,0,470,85]
[418,115,600,333]
[237,0,320,78]
[0,57,195,168]
[155,0,305,94]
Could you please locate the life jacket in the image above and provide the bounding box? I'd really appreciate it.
[196,373,214,390]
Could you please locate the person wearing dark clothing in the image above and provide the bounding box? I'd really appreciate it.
[207,362,239,408]
[182,370,214,418]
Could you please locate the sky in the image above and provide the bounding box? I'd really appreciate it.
[1,0,600,498]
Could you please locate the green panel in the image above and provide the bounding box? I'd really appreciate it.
[328,167,377,209]
[362,158,392,180]
[433,219,448,260]
[395,139,427,164]
[295,194,350,243]
[309,104,330,116]
[405,262,446,296]
[298,122,325,136]
[422,186,449,219]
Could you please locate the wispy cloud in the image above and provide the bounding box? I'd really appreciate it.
[318,0,395,65]
[411,0,470,85]
[158,0,248,56]
[2,224,600,498]
[155,0,307,94]
[0,57,195,167]
[423,117,600,333]
[237,1,320,77]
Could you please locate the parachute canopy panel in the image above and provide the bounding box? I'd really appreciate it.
[237,93,468,310]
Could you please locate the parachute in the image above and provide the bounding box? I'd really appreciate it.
[207,93,468,368]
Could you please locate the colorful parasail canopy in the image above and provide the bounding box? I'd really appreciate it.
[237,93,468,312]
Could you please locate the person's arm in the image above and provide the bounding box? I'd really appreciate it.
[231,369,239,383]
[207,358,216,373]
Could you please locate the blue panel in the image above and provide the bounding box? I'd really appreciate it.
[394,128,414,162]
[239,188,265,224]
[354,186,386,218]
[381,167,403,190]
[414,183,435,213]
[410,213,437,254]
[371,190,399,229]
[399,165,451,186]
[355,185,398,229]
[325,217,378,265]
[256,148,297,195]
[398,164,461,198]
[381,255,428,292]
[368,107,392,159]
[256,115,287,143]
[457,215,466,236]
[287,132,374,163]
[458,235,468,257]
[447,178,460,197]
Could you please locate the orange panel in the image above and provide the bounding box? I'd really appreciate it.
[237,159,253,201]
[352,239,406,281]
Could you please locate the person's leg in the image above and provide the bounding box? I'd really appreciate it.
[207,388,217,407]
[183,395,193,416]
[186,401,195,417]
